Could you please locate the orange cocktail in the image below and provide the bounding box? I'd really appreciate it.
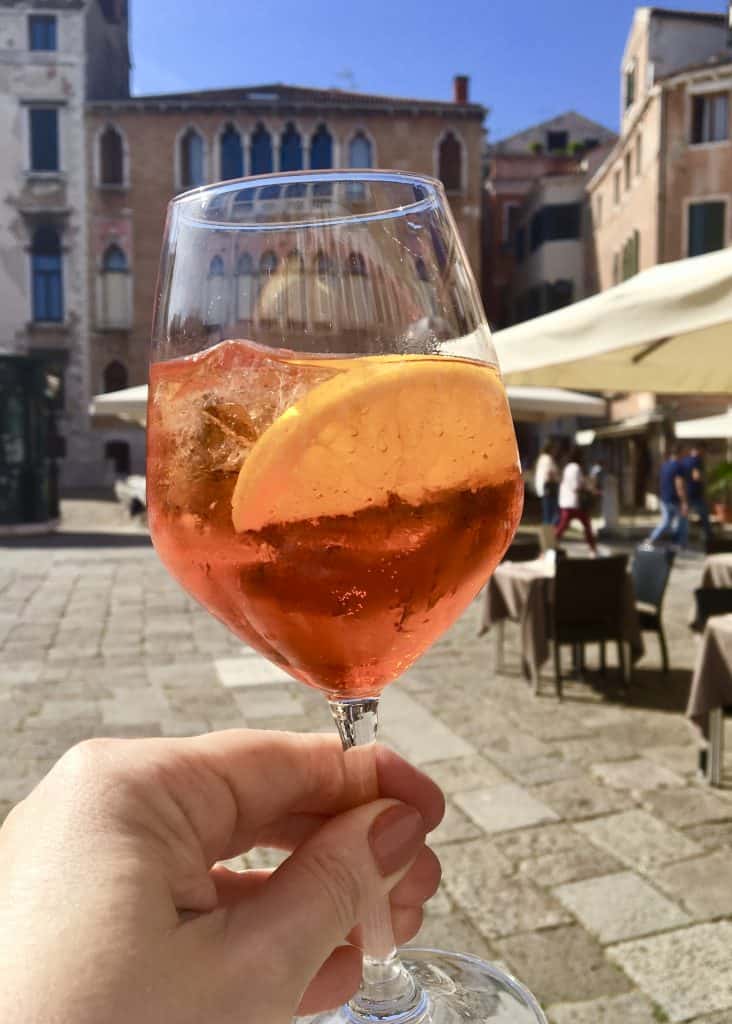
[147,337,523,697]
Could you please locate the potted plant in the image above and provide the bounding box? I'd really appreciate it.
[708,460,732,524]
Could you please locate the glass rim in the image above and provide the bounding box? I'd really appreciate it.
[171,169,445,232]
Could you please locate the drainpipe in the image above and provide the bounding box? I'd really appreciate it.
[656,85,667,264]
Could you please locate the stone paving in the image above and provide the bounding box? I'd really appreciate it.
[2,515,732,1023]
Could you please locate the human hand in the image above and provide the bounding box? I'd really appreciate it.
[0,730,444,1024]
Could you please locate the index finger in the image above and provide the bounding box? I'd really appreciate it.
[191,729,444,861]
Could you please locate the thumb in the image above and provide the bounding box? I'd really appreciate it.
[231,798,426,1006]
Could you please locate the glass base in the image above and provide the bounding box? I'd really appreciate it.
[300,948,547,1024]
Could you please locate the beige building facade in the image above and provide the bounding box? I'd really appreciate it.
[589,6,732,289]
[586,6,732,510]
[85,81,486,474]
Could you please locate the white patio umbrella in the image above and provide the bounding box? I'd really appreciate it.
[506,386,606,422]
[89,385,147,426]
[90,383,606,429]
[675,408,732,440]
[493,247,732,394]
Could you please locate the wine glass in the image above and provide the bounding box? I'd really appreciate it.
[147,170,543,1024]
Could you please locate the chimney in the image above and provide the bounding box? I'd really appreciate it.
[453,74,469,104]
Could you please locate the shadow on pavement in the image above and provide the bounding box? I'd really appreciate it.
[0,531,152,549]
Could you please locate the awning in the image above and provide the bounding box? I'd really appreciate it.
[506,386,606,422]
[91,382,607,429]
[89,385,147,427]
[493,247,732,393]
[675,409,732,440]
[575,411,665,446]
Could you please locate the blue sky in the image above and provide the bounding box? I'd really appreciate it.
[131,1,726,141]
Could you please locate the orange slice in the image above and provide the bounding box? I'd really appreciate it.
[231,356,515,533]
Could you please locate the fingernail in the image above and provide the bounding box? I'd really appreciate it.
[369,804,425,878]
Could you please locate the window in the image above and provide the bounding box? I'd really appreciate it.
[546,130,568,153]
[346,251,370,327]
[29,14,56,50]
[235,251,255,320]
[688,201,726,257]
[438,132,462,192]
[279,123,303,172]
[547,279,573,311]
[529,203,582,251]
[584,137,599,150]
[30,108,59,172]
[99,125,124,185]
[613,169,621,204]
[624,151,632,191]
[205,255,226,326]
[691,93,729,144]
[502,202,521,244]
[220,124,243,180]
[621,230,640,280]
[180,128,204,189]
[32,227,63,322]
[103,361,128,393]
[625,64,636,110]
[98,244,130,328]
[99,0,124,23]
[636,133,642,175]
[250,124,273,175]
[260,251,278,274]
[310,124,333,169]
[348,132,373,167]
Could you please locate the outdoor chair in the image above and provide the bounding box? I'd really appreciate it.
[705,537,732,555]
[552,555,629,699]
[502,535,542,563]
[631,546,675,674]
[691,587,732,632]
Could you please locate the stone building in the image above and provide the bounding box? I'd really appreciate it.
[85,77,486,475]
[586,5,732,509]
[483,112,616,327]
[589,6,732,286]
[0,0,128,514]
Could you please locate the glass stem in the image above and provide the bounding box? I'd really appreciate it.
[329,698,427,1022]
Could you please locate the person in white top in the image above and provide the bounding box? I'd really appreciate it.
[555,445,597,554]
[534,441,559,524]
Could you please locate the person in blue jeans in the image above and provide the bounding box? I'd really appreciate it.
[681,444,712,546]
[648,445,689,547]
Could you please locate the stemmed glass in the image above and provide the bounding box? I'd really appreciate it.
[147,170,544,1024]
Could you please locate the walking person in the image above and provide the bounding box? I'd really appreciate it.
[534,441,560,525]
[554,445,598,554]
[648,444,689,548]
[681,444,712,547]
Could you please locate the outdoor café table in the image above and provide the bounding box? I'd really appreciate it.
[686,613,732,786]
[701,553,732,589]
[480,556,643,693]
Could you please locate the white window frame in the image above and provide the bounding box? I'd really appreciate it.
[346,127,378,168]
[687,86,731,149]
[683,193,729,259]
[95,242,133,331]
[174,123,209,192]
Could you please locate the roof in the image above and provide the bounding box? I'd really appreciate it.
[489,110,617,154]
[658,52,732,82]
[647,6,726,24]
[88,81,486,119]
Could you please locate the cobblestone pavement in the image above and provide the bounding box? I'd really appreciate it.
[2,518,732,1024]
